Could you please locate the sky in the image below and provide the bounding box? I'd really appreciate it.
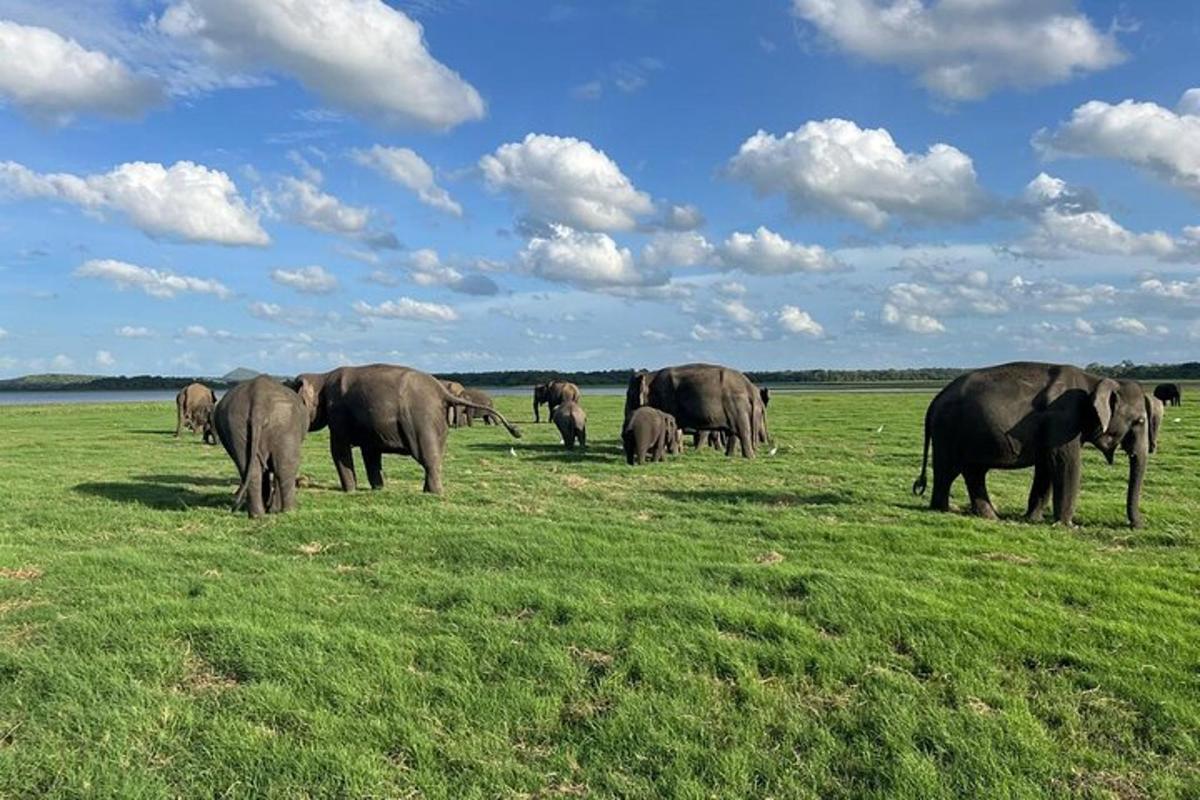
[0,0,1198,378]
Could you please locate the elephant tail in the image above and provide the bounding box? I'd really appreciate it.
[438,386,523,438]
[231,412,266,512]
[912,405,932,496]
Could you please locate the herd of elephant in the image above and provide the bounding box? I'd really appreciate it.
[173,361,1182,528]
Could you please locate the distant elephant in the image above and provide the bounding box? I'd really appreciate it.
[626,363,761,458]
[212,376,308,518]
[623,407,679,465]
[1154,383,1182,407]
[691,428,727,450]
[913,362,1153,528]
[292,364,521,494]
[460,388,499,426]
[533,380,581,422]
[441,380,468,427]
[755,386,771,444]
[552,400,587,449]
[176,382,217,444]
[1147,395,1164,454]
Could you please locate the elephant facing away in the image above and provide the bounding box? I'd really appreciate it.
[176,382,217,444]
[552,400,587,449]
[440,380,468,427]
[626,363,760,458]
[913,362,1153,528]
[1154,383,1182,407]
[460,388,499,426]
[623,407,680,465]
[292,364,521,494]
[533,380,580,423]
[213,377,308,518]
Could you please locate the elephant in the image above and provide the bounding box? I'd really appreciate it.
[176,382,217,444]
[460,388,499,426]
[623,407,680,465]
[1148,395,1164,454]
[1154,383,1182,407]
[625,363,761,458]
[552,400,587,449]
[912,362,1153,528]
[440,380,468,427]
[212,376,308,518]
[690,428,727,450]
[755,386,771,445]
[292,364,521,494]
[533,380,581,423]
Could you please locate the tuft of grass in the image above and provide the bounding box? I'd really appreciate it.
[0,393,1198,798]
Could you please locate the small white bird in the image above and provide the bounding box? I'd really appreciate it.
[876,425,885,433]
[768,446,778,456]
[508,447,518,457]
[1174,418,1182,423]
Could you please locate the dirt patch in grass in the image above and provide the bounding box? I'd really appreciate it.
[980,552,1036,565]
[755,550,785,565]
[177,651,240,694]
[0,567,42,581]
[562,474,590,490]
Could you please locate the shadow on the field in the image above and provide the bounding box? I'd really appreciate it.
[464,441,626,462]
[133,473,233,487]
[656,489,852,507]
[73,481,231,511]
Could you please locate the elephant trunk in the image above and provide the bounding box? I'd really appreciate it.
[1125,441,1147,529]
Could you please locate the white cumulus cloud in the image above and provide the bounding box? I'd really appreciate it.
[519,223,658,288]
[0,159,267,245]
[115,326,154,338]
[265,175,370,236]
[157,0,484,129]
[75,259,232,300]
[352,297,459,323]
[352,145,461,216]
[270,265,338,294]
[717,226,844,274]
[0,20,162,124]
[778,306,824,338]
[792,0,1124,101]
[481,133,653,231]
[728,119,985,228]
[95,350,115,367]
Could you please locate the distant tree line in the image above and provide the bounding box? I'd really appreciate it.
[3,361,1198,393]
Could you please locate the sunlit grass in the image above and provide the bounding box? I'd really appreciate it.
[0,393,1197,798]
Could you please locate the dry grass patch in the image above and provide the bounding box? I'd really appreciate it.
[0,567,42,581]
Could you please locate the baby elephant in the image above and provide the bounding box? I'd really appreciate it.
[552,400,587,449]
[623,407,680,465]
[213,376,308,518]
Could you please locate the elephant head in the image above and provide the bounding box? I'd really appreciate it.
[1089,379,1153,527]
[289,372,329,431]
[624,370,650,421]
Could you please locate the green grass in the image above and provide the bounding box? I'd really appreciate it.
[1,393,1197,799]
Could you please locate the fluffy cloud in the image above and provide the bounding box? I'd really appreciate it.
[717,226,844,274]
[641,231,715,269]
[792,0,1123,101]
[1035,90,1200,195]
[778,306,824,338]
[75,259,232,300]
[519,224,659,288]
[0,160,267,245]
[95,350,115,367]
[352,145,462,216]
[115,326,154,338]
[248,301,285,321]
[352,297,459,323]
[157,0,484,129]
[1007,275,1117,314]
[265,176,370,236]
[878,267,1011,335]
[480,134,654,231]
[402,249,499,296]
[881,301,946,335]
[728,119,985,228]
[270,265,338,294]
[0,20,161,124]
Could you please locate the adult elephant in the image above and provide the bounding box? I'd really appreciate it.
[176,382,217,444]
[461,387,499,426]
[912,362,1154,528]
[212,377,308,518]
[1154,383,1182,407]
[625,363,761,458]
[292,364,521,494]
[532,380,580,423]
[1147,395,1164,454]
[440,380,468,427]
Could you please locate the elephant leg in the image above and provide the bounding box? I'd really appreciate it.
[362,445,385,490]
[652,433,666,462]
[330,436,357,492]
[930,444,956,512]
[415,430,445,494]
[278,467,298,512]
[963,467,998,520]
[264,468,281,513]
[1051,442,1082,526]
[1025,459,1052,522]
[246,467,266,519]
[578,428,586,448]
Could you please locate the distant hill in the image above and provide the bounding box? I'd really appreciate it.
[222,367,261,382]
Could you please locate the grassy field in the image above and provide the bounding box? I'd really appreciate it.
[0,392,1197,799]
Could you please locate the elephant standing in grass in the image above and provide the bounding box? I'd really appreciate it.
[441,380,468,427]
[1148,395,1164,454]
[293,364,521,494]
[1154,383,1182,407]
[533,380,580,423]
[460,388,498,426]
[176,382,217,444]
[213,377,308,518]
[626,364,761,458]
[913,362,1154,528]
[552,400,587,449]
[623,407,680,465]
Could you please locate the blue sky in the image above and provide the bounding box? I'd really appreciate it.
[0,0,1198,378]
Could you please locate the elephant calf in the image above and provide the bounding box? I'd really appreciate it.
[176,382,217,444]
[623,407,680,465]
[552,400,587,449]
[213,376,308,518]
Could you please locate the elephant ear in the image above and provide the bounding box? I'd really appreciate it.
[1090,378,1120,432]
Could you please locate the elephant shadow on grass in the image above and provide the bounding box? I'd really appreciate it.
[74,475,235,511]
[656,489,854,507]
[464,441,626,462]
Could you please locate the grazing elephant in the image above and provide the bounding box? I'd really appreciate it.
[1154,383,1182,407]
[176,382,217,444]
[913,362,1153,528]
[551,400,587,449]
[626,363,761,458]
[441,380,468,427]
[292,364,521,494]
[533,380,581,422]
[623,407,680,465]
[460,388,499,426]
[212,376,308,518]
